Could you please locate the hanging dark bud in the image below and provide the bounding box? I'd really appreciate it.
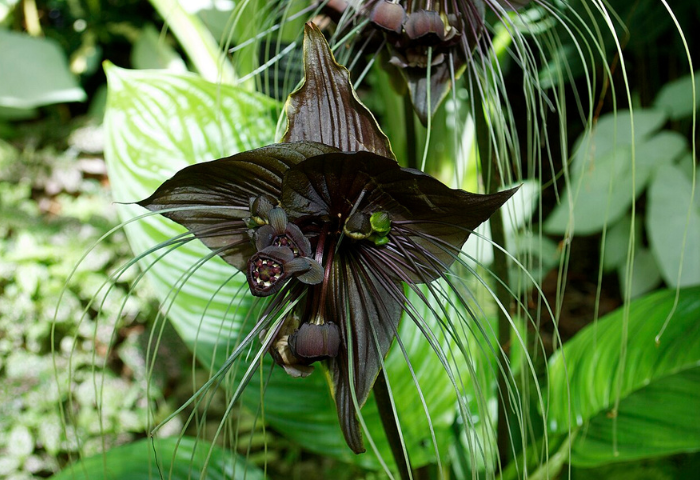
[249,194,278,226]
[264,314,315,378]
[254,208,312,257]
[404,10,446,41]
[290,322,341,359]
[369,1,406,34]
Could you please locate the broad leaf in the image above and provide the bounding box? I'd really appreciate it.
[104,65,465,469]
[131,24,187,72]
[647,164,700,287]
[548,287,700,465]
[571,368,700,466]
[51,437,264,480]
[653,71,700,120]
[545,110,683,235]
[281,23,395,160]
[0,30,86,109]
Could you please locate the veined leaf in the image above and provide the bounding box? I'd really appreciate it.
[544,110,682,235]
[548,287,700,465]
[571,367,700,466]
[51,437,264,480]
[647,164,700,287]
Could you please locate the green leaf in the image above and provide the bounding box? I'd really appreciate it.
[103,66,464,470]
[571,368,700,466]
[654,71,700,120]
[51,437,264,480]
[0,30,86,108]
[131,24,187,72]
[647,164,700,287]
[617,247,662,299]
[548,287,700,465]
[545,110,678,235]
[148,0,236,84]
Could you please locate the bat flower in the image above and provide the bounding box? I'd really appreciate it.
[322,0,532,125]
[138,23,517,454]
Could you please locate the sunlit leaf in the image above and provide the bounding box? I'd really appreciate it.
[571,368,700,466]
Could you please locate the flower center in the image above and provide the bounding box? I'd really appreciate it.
[272,234,300,256]
[253,258,283,287]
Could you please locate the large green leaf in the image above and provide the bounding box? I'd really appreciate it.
[653,71,700,120]
[51,437,264,480]
[0,30,86,109]
[548,287,700,465]
[544,110,684,235]
[103,66,471,470]
[571,368,700,466]
[647,164,700,287]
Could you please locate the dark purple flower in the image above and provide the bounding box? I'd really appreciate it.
[138,23,516,454]
[322,0,532,124]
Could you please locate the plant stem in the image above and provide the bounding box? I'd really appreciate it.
[374,371,412,480]
[474,97,512,471]
[404,96,418,170]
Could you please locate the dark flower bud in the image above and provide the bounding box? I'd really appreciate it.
[370,1,406,34]
[344,211,372,240]
[249,194,277,226]
[253,219,312,257]
[267,207,288,233]
[289,322,341,360]
[404,10,446,41]
[263,314,315,378]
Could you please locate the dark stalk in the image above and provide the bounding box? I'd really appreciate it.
[474,96,512,471]
[403,96,418,170]
[374,371,412,480]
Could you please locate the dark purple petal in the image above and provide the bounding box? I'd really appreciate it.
[282,151,517,282]
[326,249,403,454]
[137,142,338,270]
[402,58,465,127]
[281,23,396,160]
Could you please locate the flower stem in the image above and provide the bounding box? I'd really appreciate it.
[403,96,418,170]
[474,96,512,471]
[374,371,412,480]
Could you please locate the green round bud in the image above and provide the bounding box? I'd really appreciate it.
[372,235,390,246]
[370,211,391,235]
